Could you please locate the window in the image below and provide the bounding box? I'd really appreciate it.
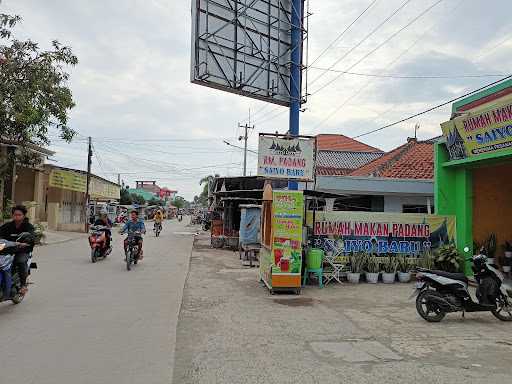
[403,205,431,214]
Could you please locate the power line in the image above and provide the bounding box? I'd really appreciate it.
[351,75,512,139]
[308,0,413,88]
[308,0,379,68]
[311,0,444,96]
[307,66,506,79]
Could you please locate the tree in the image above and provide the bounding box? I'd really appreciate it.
[120,187,132,205]
[173,196,189,209]
[197,174,219,207]
[0,14,78,160]
[148,197,164,206]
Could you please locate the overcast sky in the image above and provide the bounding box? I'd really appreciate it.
[2,0,511,200]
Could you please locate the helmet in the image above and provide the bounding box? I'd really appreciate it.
[472,254,488,274]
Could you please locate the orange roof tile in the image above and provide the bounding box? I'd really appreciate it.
[316,134,382,153]
[350,139,434,179]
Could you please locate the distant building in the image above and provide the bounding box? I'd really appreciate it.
[131,181,177,204]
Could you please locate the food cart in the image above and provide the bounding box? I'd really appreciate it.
[259,185,304,294]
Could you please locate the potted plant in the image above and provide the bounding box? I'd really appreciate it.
[483,233,497,265]
[397,255,412,283]
[347,253,366,284]
[502,241,512,273]
[365,255,380,284]
[420,250,435,270]
[434,244,461,272]
[381,256,399,284]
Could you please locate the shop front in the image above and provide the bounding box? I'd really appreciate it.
[437,79,512,275]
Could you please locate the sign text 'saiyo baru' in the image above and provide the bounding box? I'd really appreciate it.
[257,134,315,181]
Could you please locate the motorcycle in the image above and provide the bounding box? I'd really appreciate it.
[178,215,183,222]
[88,225,111,263]
[412,253,512,322]
[124,231,142,271]
[0,233,37,305]
[153,222,162,237]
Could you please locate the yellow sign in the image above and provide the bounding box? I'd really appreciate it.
[49,169,120,200]
[441,98,512,160]
[49,169,86,192]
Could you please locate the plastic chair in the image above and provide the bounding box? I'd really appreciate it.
[303,267,324,288]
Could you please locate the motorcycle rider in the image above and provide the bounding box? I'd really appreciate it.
[153,209,163,231]
[0,205,35,295]
[121,210,146,259]
[93,210,113,250]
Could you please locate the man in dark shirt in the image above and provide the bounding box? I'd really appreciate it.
[0,205,35,294]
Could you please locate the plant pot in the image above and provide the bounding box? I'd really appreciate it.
[347,272,361,284]
[398,271,411,283]
[505,251,512,259]
[365,272,379,284]
[503,265,511,273]
[382,272,396,284]
[486,257,495,265]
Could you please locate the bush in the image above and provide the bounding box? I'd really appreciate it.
[434,244,461,272]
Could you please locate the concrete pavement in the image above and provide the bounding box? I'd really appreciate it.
[0,220,196,384]
[173,233,512,384]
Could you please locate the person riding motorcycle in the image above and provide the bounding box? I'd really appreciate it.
[153,209,163,231]
[0,205,35,295]
[121,210,146,259]
[93,211,112,249]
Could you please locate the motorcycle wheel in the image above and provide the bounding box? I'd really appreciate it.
[492,294,512,321]
[126,250,132,271]
[12,292,24,304]
[91,248,98,263]
[416,290,446,322]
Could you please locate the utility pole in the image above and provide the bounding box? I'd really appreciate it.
[84,136,92,232]
[238,108,254,176]
[117,173,121,185]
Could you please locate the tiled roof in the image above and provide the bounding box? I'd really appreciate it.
[316,150,383,171]
[349,139,434,179]
[316,134,383,153]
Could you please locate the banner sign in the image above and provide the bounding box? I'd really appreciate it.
[307,211,456,256]
[49,169,120,200]
[271,191,304,274]
[49,169,86,193]
[257,136,315,181]
[441,98,512,160]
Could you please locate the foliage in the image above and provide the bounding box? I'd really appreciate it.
[349,252,366,274]
[365,255,380,273]
[420,250,435,270]
[397,255,413,273]
[434,244,462,272]
[33,223,45,244]
[130,193,145,205]
[382,256,399,273]
[0,14,78,167]
[503,241,512,253]
[173,196,189,209]
[119,187,132,205]
[483,233,497,258]
[147,197,164,206]
[197,174,219,208]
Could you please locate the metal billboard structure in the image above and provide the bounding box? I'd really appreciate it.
[191,0,305,107]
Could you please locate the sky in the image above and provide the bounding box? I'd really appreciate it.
[2,0,512,200]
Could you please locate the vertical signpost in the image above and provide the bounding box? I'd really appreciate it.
[289,0,303,191]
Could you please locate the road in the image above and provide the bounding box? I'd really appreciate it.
[0,220,195,384]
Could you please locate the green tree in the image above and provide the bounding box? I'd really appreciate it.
[148,197,164,206]
[197,174,218,207]
[120,187,132,205]
[173,196,189,209]
[0,14,78,152]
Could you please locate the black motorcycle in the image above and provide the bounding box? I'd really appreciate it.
[412,253,512,322]
[0,233,37,305]
[124,231,142,271]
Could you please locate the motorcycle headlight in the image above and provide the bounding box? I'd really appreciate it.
[0,243,5,251]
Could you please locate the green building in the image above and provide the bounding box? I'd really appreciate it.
[436,79,512,275]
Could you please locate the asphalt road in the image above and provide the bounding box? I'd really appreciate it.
[0,220,195,384]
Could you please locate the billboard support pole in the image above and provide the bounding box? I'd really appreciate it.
[288,0,302,191]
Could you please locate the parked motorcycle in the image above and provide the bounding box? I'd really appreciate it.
[412,253,512,322]
[153,222,162,237]
[88,225,111,263]
[124,231,142,271]
[0,233,37,305]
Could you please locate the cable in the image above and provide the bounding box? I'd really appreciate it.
[351,75,512,139]
[311,0,444,97]
[307,66,506,79]
[308,0,413,88]
[308,0,379,68]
